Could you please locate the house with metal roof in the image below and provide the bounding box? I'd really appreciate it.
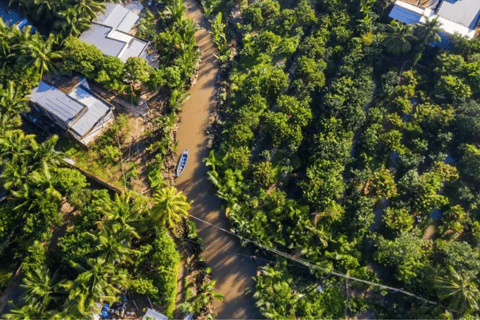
[389,0,480,42]
[78,2,150,63]
[29,77,115,146]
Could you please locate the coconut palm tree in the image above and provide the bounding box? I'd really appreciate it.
[0,81,29,115]
[57,7,92,36]
[435,266,480,314]
[416,17,442,45]
[383,20,416,55]
[75,0,106,20]
[0,113,22,137]
[32,134,62,168]
[151,187,191,229]
[15,33,62,78]
[413,17,442,65]
[22,265,64,311]
[6,265,64,319]
[166,0,187,23]
[97,192,146,233]
[63,258,128,317]
[0,130,35,160]
[11,0,66,25]
[88,226,138,264]
[1,160,31,195]
[5,304,51,319]
[0,18,14,56]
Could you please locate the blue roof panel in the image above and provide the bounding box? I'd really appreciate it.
[0,0,34,30]
[389,5,422,24]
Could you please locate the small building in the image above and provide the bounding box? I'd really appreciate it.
[29,77,115,146]
[389,0,480,43]
[142,308,168,320]
[78,2,151,63]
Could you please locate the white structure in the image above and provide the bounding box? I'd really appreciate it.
[29,77,115,146]
[79,2,149,63]
[142,308,168,320]
[389,0,480,40]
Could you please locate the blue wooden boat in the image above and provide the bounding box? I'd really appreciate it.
[176,149,188,177]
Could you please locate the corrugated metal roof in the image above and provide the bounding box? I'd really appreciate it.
[142,309,168,320]
[79,24,125,57]
[97,3,139,30]
[124,1,144,15]
[79,2,150,63]
[95,3,116,25]
[95,3,140,31]
[389,5,422,24]
[119,39,148,62]
[30,82,112,138]
[68,86,111,137]
[30,82,85,123]
[117,10,139,33]
[437,0,480,29]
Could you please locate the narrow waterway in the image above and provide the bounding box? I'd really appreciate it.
[175,0,262,318]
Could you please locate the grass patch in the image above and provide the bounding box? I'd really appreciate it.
[56,115,136,190]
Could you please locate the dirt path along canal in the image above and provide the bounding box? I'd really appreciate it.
[175,0,262,318]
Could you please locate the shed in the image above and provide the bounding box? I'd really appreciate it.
[142,308,168,320]
[389,4,422,24]
[29,78,115,146]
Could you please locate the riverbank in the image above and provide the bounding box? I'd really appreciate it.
[174,0,262,318]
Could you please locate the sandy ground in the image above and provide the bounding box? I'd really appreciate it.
[174,1,262,318]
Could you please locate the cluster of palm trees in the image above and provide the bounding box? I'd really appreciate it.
[383,17,443,64]
[0,18,62,86]
[10,0,106,36]
[155,0,201,87]
[0,127,65,262]
[435,266,480,315]
[179,279,225,318]
[5,187,191,318]
[210,12,232,67]
[0,65,194,316]
[0,0,104,88]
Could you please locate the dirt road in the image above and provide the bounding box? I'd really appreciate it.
[175,0,262,318]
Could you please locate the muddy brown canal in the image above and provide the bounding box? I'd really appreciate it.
[175,0,262,318]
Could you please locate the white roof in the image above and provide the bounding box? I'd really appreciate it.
[436,0,480,29]
[389,0,478,39]
[142,309,168,320]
